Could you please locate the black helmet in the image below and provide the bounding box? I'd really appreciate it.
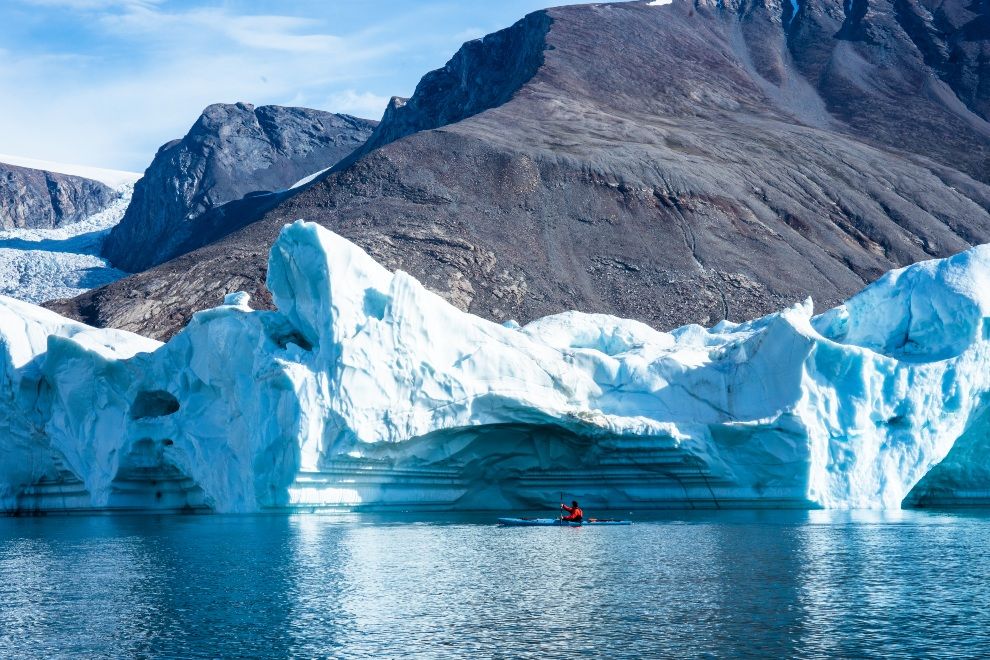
[571,500,579,507]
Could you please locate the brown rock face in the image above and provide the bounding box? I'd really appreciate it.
[0,163,117,229]
[51,0,990,340]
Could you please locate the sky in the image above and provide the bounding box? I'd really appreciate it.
[0,0,592,172]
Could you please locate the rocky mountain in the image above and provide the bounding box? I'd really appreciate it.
[52,0,990,340]
[101,103,378,272]
[0,162,117,229]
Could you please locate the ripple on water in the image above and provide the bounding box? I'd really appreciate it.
[0,510,988,658]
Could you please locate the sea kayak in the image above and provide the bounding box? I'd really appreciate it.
[497,517,631,526]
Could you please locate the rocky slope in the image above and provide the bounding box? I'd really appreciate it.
[102,103,378,272]
[54,0,990,340]
[0,163,117,230]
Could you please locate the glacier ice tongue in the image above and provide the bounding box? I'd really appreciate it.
[0,181,134,304]
[3,220,990,512]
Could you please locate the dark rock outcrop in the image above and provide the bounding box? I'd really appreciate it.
[102,103,377,272]
[334,11,552,170]
[0,163,117,229]
[53,0,990,341]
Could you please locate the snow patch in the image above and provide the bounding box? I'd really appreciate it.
[0,154,141,188]
[289,167,332,190]
[647,0,673,5]
[223,291,252,308]
[786,0,801,25]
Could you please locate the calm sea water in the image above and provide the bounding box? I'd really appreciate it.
[1,509,988,658]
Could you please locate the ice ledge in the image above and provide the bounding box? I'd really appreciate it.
[3,220,990,513]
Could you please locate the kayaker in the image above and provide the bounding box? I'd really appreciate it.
[560,500,584,522]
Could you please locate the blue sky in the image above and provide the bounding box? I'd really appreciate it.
[0,0,593,171]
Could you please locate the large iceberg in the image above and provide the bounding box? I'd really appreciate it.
[2,221,989,513]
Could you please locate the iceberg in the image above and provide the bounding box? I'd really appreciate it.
[2,220,989,513]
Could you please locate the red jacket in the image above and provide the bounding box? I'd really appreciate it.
[561,504,584,521]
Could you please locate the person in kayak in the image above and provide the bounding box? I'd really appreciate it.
[560,500,584,522]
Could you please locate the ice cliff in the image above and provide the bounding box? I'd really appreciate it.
[3,221,990,513]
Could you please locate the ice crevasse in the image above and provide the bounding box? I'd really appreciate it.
[2,220,990,513]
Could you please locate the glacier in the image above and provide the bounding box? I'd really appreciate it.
[0,182,134,304]
[2,220,990,514]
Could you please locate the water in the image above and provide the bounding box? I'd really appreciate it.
[1,510,988,659]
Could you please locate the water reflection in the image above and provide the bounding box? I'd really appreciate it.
[0,536,55,649]
[1,510,989,657]
[0,520,156,656]
[796,510,990,658]
[286,515,352,656]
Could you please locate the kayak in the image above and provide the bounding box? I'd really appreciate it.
[497,517,631,526]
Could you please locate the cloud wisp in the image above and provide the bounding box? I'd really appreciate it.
[0,0,575,170]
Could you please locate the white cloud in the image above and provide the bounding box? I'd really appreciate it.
[0,0,591,170]
[320,90,391,120]
[98,8,355,55]
[452,27,486,42]
[17,0,159,9]
[0,2,403,168]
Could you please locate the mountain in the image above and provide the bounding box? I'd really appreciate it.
[0,162,118,230]
[52,0,990,340]
[101,103,378,272]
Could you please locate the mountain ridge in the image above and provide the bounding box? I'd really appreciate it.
[0,162,122,230]
[50,0,990,340]
[101,103,378,272]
